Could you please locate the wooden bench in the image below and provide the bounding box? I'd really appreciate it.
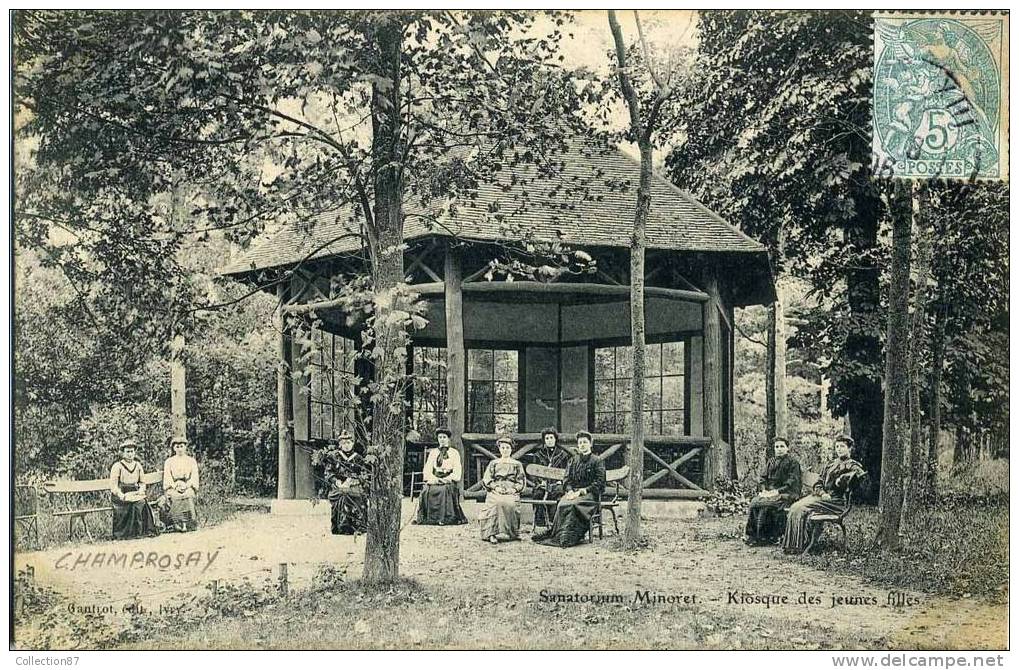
[801,470,866,553]
[42,470,163,541]
[522,464,630,540]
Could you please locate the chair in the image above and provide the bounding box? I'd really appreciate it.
[804,470,866,553]
[588,466,630,541]
[408,471,425,500]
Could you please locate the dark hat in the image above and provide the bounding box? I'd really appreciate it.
[835,435,855,448]
[338,430,354,441]
[435,426,453,438]
[540,427,560,440]
[496,434,515,448]
[576,430,593,442]
[773,437,789,447]
[170,437,189,447]
[120,439,138,450]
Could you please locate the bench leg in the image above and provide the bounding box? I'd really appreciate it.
[804,522,822,554]
[609,508,619,535]
[837,521,847,550]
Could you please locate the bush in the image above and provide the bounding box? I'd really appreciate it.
[704,477,753,516]
[71,402,172,479]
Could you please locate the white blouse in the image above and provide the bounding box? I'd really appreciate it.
[163,454,200,493]
[423,447,462,484]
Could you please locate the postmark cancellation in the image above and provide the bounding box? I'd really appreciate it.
[872,12,1009,180]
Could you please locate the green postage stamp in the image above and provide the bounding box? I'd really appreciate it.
[873,12,1009,180]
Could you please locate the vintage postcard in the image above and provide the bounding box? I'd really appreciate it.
[9,7,1009,657]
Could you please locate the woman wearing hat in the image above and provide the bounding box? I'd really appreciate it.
[479,435,526,543]
[783,436,866,554]
[414,427,468,525]
[533,430,605,547]
[524,427,569,528]
[109,440,158,540]
[325,431,368,534]
[161,438,200,532]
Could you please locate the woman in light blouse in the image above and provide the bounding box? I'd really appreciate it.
[161,438,200,532]
[413,427,468,525]
[479,435,526,544]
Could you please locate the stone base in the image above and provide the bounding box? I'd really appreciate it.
[270,499,332,516]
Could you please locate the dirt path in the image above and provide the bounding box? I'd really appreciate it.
[15,502,1007,649]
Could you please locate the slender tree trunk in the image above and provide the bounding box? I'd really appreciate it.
[608,9,650,547]
[364,20,406,584]
[926,302,946,493]
[765,284,787,459]
[877,181,912,550]
[903,183,932,520]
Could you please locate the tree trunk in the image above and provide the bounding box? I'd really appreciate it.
[444,246,466,486]
[926,302,946,493]
[903,183,932,521]
[364,20,406,585]
[876,181,912,550]
[170,333,187,442]
[765,284,787,459]
[608,9,649,547]
[843,189,885,503]
[276,282,295,500]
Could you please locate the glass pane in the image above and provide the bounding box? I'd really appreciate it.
[644,381,662,411]
[595,380,615,413]
[594,413,616,433]
[595,348,614,381]
[494,350,518,381]
[662,410,684,436]
[645,343,662,377]
[469,349,493,380]
[321,410,333,440]
[468,412,494,433]
[468,380,494,416]
[494,381,517,413]
[663,341,684,375]
[495,414,518,433]
[620,410,632,432]
[616,347,632,379]
[662,376,684,410]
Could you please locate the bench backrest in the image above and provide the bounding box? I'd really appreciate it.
[525,464,566,481]
[43,470,163,494]
[606,466,630,484]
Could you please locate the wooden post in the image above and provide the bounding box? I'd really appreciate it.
[765,285,787,458]
[444,246,467,472]
[702,271,724,489]
[170,333,187,442]
[276,282,296,500]
[278,563,289,598]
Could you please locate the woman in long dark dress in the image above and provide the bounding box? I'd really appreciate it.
[109,440,158,540]
[783,436,866,554]
[325,431,368,535]
[525,427,570,528]
[414,427,468,525]
[479,435,526,543]
[744,437,802,545]
[533,431,605,547]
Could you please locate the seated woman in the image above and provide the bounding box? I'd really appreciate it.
[162,438,200,532]
[783,435,866,554]
[744,437,802,545]
[325,431,368,535]
[479,435,526,544]
[414,427,468,526]
[109,440,158,540]
[524,427,569,529]
[533,430,605,547]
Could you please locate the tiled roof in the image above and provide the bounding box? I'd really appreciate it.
[220,140,768,277]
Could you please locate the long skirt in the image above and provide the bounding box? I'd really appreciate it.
[479,492,521,541]
[533,493,597,547]
[329,485,368,535]
[783,494,848,553]
[112,497,158,540]
[745,494,795,544]
[163,489,198,531]
[415,482,468,525]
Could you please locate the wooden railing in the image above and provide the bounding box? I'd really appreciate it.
[454,433,712,500]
